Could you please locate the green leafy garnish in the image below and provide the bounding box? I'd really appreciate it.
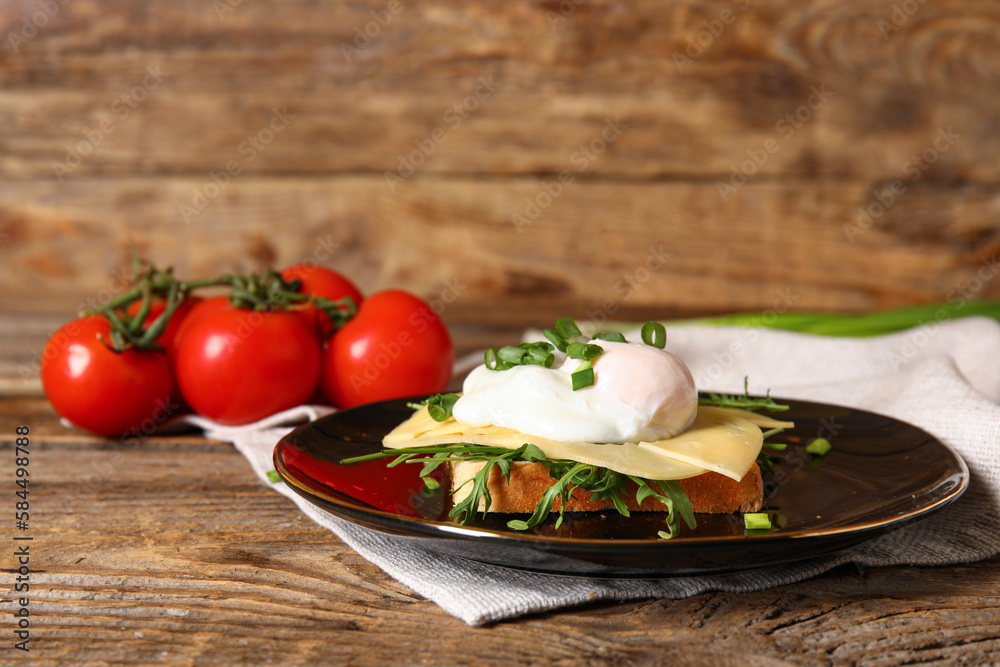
[543,329,569,352]
[678,300,1000,337]
[485,317,675,392]
[407,393,462,422]
[631,477,695,539]
[806,437,832,458]
[541,318,582,353]
[737,390,833,498]
[565,341,604,389]
[427,393,460,422]
[554,317,582,339]
[484,342,556,370]
[570,366,595,390]
[449,444,546,521]
[641,321,667,349]
[506,461,595,531]
[541,318,584,355]
[489,317,607,391]
[341,443,698,538]
[565,341,603,360]
[699,378,790,413]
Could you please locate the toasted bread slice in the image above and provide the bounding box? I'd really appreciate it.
[449,460,763,515]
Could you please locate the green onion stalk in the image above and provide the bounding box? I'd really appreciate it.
[660,300,1000,337]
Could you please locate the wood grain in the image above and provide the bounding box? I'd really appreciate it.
[3,176,1000,321]
[2,1,999,660]
[2,0,998,321]
[1,1,998,181]
[2,394,999,665]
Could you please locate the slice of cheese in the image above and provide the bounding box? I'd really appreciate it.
[382,404,792,482]
[714,407,794,430]
[383,416,706,479]
[637,406,763,480]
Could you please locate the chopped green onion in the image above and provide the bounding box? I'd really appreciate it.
[641,321,667,348]
[566,342,603,361]
[806,437,832,457]
[670,301,1000,337]
[593,332,627,343]
[526,346,555,368]
[484,342,555,371]
[571,365,595,390]
[744,512,771,530]
[484,317,610,390]
[420,470,441,491]
[543,328,568,352]
[554,317,582,339]
[484,348,502,370]
[497,345,528,365]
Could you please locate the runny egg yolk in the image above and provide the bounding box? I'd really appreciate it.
[451,340,698,444]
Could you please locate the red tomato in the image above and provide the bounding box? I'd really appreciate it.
[40,315,179,438]
[124,295,202,358]
[281,264,363,338]
[174,304,321,425]
[320,289,453,408]
[170,296,230,359]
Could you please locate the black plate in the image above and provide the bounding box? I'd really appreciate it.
[273,396,969,577]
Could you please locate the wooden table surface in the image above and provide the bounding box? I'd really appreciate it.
[3,314,1000,666]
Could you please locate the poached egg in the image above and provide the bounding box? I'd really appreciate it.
[451,339,698,444]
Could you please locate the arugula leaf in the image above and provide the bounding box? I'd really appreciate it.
[444,444,533,524]
[699,377,790,412]
[343,443,700,538]
[629,477,695,539]
[408,393,461,422]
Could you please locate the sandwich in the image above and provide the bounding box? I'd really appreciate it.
[366,320,792,537]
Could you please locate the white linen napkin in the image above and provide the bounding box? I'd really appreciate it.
[202,316,1000,626]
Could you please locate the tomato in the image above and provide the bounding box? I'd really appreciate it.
[40,315,178,438]
[174,304,321,425]
[124,295,202,358]
[170,295,229,358]
[281,264,363,338]
[320,289,453,408]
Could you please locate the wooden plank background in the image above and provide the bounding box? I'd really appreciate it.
[1,0,999,325]
[2,5,1000,660]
